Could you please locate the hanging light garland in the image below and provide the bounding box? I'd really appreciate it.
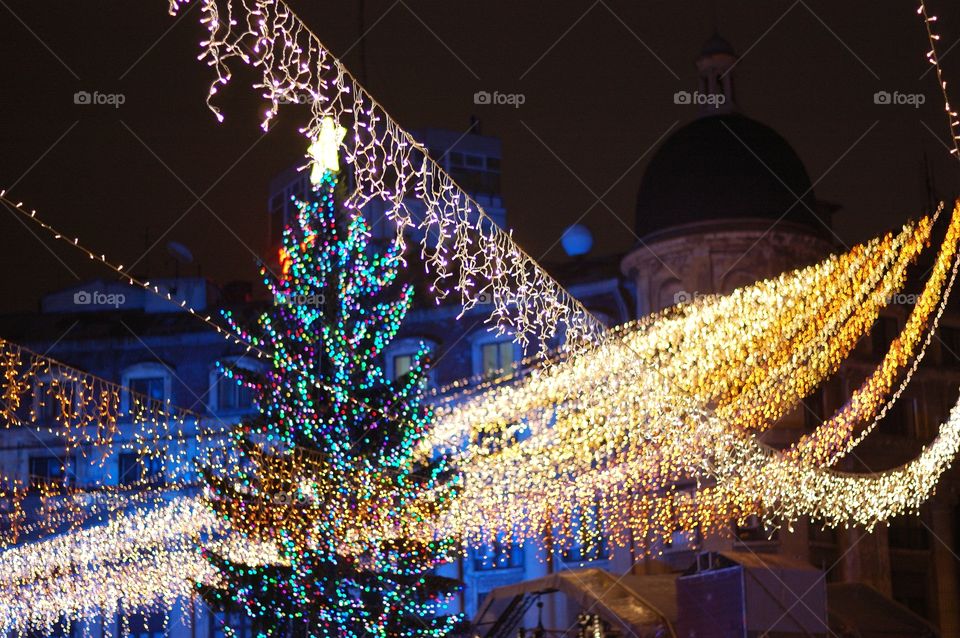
[0,336,240,544]
[0,496,281,637]
[5,3,960,630]
[426,204,960,552]
[165,0,603,352]
[919,1,960,161]
[4,204,959,629]
[424,214,932,457]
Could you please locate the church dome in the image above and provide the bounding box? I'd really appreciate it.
[700,31,736,57]
[634,113,821,237]
[634,33,826,239]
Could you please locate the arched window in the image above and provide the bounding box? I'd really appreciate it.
[384,337,435,382]
[656,278,687,310]
[32,371,79,424]
[209,357,262,414]
[121,362,172,413]
[721,269,756,294]
[471,333,519,378]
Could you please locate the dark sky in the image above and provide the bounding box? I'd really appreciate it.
[2,1,960,313]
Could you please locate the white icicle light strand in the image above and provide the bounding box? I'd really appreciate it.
[167,0,603,351]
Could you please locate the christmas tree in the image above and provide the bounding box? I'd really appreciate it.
[200,165,462,638]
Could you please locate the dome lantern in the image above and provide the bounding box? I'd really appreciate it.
[696,32,738,115]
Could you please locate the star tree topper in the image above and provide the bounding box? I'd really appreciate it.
[308,116,347,184]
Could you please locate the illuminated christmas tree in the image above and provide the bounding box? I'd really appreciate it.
[200,164,462,637]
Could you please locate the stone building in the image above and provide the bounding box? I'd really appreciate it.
[474,34,959,638]
[1,33,958,638]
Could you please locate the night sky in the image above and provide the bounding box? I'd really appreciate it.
[2,1,960,313]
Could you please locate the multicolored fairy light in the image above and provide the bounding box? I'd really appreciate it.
[203,167,462,637]
[4,3,960,630]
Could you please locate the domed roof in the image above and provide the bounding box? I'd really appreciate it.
[635,113,822,238]
[700,31,736,57]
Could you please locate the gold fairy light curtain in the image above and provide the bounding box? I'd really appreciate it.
[431,203,960,550]
[3,0,960,631]
[2,204,959,633]
[0,496,281,636]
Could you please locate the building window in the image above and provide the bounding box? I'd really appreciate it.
[27,618,74,638]
[392,354,414,381]
[888,515,930,550]
[130,377,165,403]
[561,502,608,563]
[473,536,524,570]
[217,377,253,412]
[562,528,608,563]
[445,150,501,194]
[665,529,701,552]
[214,375,254,412]
[464,154,484,169]
[29,455,76,490]
[384,338,435,383]
[126,612,166,638]
[118,453,164,486]
[878,397,910,437]
[122,363,172,413]
[210,358,262,414]
[477,340,516,378]
[209,610,252,638]
[733,514,778,544]
[33,374,78,423]
[871,316,899,359]
[940,326,960,367]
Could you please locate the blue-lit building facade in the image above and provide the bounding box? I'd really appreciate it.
[3,36,960,638]
[0,123,634,638]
